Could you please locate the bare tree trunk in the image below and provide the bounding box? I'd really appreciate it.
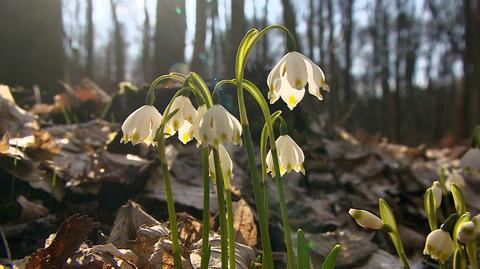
[261,0,269,64]
[109,0,125,83]
[317,0,325,62]
[192,0,207,77]
[210,0,219,76]
[142,0,151,81]
[85,0,94,79]
[0,0,64,99]
[308,0,315,59]
[327,0,339,122]
[154,0,186,75]
[281,0,300,51]
[342,0,354,103]
[228,0,245,76]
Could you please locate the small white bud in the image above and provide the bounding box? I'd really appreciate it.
[349,209,384,230]
[423,229,454,262]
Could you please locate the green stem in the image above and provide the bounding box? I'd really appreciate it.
[466,243,478,269]
[213,149,229,269]
[157,134,182,269]
[440,262,447,269]
[242,126,275,269]
[201,148,211,268]
[225,189,236,269]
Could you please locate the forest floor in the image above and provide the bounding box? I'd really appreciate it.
[0,82,478,268]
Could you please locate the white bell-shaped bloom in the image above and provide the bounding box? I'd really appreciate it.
[348,209,384,230]
[424,229,454,262]
[121,105,162,145]
[266,135,305,176]
[267,51,329,110]
[460,148,480,172]
[197,105,242,147]
[431,181,442,209]
[457,221,476,243]
[164,96,197,137]
[192,105,207,146]
[208,144,234,189]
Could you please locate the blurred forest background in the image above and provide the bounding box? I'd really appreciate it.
[0,0,479,146]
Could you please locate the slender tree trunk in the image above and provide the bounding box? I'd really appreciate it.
[142,0,151,81]
[109,0,125,83]
[85,0,94,78]
[317,0,325,62]
[342,0,354,103]
[261,0,269,64]
[308,0,315,59]
[192,0,207,77]
[281,0,300,51]
[327,0,338,122]
[0,0,64,99]
[210,0,219,76]
[154,0,186,75]
[228,0,245,76]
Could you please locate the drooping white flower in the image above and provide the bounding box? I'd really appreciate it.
[457,221,476,243]
[192,105,207,146]
[267,51,329,110]
[460,148,480,172]
[348,209,384,230]
[424,229,454,262]
[121,105,162,145]
[164,96,197,137]
[431,181,442,209]
[197,105,242,147]
[266,135,305,176]
[445,171,466,191]
[208,144,234,185]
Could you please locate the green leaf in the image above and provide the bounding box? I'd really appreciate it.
[424,188,438,231]
[379,198,410,269]
[321,244,340,269]
[297,229,310,269]
[453,248,467,269]
[450,184,466,215]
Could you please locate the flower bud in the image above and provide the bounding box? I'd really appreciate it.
[431,181,442,209]
[457,221,476,243]
[423,229,454,262]
[349,209,384,230]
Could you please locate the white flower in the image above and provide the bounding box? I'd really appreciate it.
[197,105,242,147]
[348,209,384,230]
[460,148,480,172]
[267,51,329,110]
[431,181,442,209]
[192,105,207,145]
[208,144,234,187]
[118,81,138,94]
[121,105,162,145]
[266,135,304,176]
[424,229,454,262]
[164,96,197,137]
[445,171,466,191]
[457,221,476,243]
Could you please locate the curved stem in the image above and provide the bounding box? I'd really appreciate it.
[201,148,211,268]
[157,134,182,269]
[466,243,478,269]
[213,148,229,269]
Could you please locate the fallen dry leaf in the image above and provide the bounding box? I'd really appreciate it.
[232,199,257,247]
[26,214,99,269]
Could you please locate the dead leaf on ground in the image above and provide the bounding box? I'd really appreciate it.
[26,214,99,269]
[232,199,257,247]
[109,200,161,248]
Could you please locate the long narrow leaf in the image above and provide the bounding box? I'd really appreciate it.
[321,244,340,269]
[297,229,310,269]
